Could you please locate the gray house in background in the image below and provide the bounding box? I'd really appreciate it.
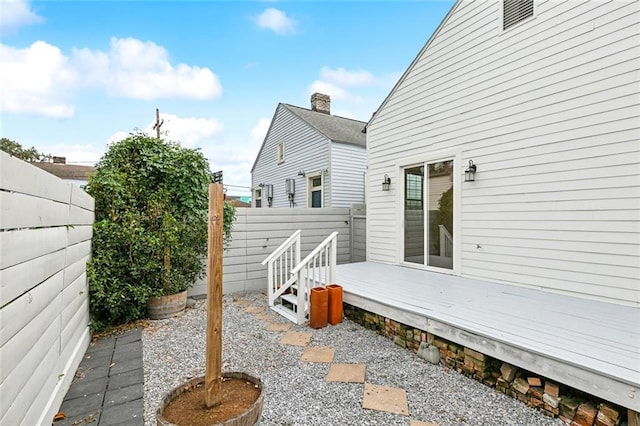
[251,93,367,208]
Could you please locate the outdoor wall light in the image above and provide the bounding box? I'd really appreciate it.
[465,160,477,182]
[382,174,391,191]
[297,170,306,177]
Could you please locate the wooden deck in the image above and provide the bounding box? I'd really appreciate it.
[336,261,640,411]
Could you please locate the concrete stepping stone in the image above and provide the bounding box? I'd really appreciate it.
[234,299,252,306]
[362,382,409,416]
[326,363,366,383]
[242,306,263,313]
[254,312,274,321]
[279,331,312,347]
[410,421,439,426]
[265,322,293,332]
[300,346,335,363]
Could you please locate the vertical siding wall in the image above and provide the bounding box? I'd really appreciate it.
[0,152,94,426]
[189,207,352,296]
[366,1,640,305]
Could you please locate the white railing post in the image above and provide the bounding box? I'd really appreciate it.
[296,267,306,324]
[267,261,274,306]
[262,230,302,306]
[330,236,336,284]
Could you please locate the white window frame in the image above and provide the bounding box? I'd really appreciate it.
[253,187,262,208]
[307,172,323,208]
[277,143,285,164]
[397,151,461,275]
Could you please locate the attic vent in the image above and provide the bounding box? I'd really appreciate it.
[503,0,534,30]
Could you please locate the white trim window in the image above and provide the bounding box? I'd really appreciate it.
[277,143,285,164]
[253,188,262,208]
[308,173,323,208]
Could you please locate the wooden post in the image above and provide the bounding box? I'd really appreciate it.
[205,183,223,408]
[153,108,163,139]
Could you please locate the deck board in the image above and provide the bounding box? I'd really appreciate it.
[336,261,640,411]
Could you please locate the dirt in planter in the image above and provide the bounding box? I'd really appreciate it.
[161,378,260,426]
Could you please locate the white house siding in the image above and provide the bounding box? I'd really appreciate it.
[366,0,640,306]
[0,152,94,425]
[252,105,330,208]
[330,142,367,207]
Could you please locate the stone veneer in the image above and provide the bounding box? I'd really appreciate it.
[344,304,634,426]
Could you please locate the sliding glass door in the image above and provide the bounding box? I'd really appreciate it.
[403,160,454,270]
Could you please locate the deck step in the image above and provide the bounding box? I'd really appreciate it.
[281,293,299,307]
[270,304,298,323]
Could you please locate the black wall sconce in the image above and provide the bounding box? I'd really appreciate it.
[297,170,305,177]
[465,160,477,182]
[382,174,391,191]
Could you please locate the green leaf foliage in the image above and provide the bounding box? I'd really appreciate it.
[85,132,234,330]
[1,137,51,162]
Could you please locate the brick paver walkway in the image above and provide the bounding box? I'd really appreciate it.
[56,328,144,425]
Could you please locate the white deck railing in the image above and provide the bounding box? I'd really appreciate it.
[290,232,338,324]
[262,230,301,306]
[439,224,453,258]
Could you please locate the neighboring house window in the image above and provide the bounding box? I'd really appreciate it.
[308,174,323,208]
[277,143,285,164]
[503,0,534,30]
[403,160,454,271]
[254,188,262,208]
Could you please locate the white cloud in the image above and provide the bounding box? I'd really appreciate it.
[255,8,295,35]
[0,41,76,118]
[48,143,105,165]
[143,113,224,147]
[0,0,43,35]
[320,67,376,86]
[306,66,403,120]
[0,37,222,118]
[251,118,270,142]
[107,131,130,145]
[308,81,356,102]
[73,37,222,100]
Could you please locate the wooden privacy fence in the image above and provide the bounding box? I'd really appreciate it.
[0,151,94,426]
[189,205,366,297]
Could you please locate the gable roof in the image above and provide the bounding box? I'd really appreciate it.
[282,104,367,147]
[251,101,367,173]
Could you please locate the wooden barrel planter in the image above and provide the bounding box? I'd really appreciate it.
[147,291,188,320]
[156,372,264,426]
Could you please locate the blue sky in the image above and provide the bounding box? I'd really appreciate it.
[1,0,454,195]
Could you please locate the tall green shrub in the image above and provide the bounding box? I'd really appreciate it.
[86,132,234,330]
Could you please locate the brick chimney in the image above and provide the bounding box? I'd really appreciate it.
[311,93,330,115]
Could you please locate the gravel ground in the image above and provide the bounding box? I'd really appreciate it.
[143,291,562,426]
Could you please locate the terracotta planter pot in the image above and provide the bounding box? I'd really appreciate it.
[326,284,343,325]
[156,372,264,426]
[309,286,328,329]
[147,291,188,320]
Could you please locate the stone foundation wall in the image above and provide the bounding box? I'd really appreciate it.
[344,304,631,426]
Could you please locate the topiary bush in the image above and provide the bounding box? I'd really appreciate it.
[86,132,235,330]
